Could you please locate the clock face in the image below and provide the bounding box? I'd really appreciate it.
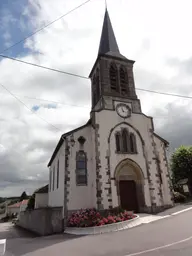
[116,104,131,118]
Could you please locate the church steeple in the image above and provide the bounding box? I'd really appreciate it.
[89,8,141,113]
[98,9,127,60]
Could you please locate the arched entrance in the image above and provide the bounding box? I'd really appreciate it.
[115,159,145,213]
[119,180,138,212]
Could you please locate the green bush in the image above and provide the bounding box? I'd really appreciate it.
[173,191,186,203]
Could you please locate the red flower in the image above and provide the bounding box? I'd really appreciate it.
[67,208,136,228]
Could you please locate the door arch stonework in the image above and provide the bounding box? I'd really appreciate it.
[114,159,145,212]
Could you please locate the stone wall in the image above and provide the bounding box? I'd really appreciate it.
[17,207,63,236]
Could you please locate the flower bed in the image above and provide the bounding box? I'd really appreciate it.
[67,208,136,228]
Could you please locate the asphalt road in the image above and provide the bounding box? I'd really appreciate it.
[2,209,192,256]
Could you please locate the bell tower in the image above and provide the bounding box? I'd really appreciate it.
[89,9,141,113]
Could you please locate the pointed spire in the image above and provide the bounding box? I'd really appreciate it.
[98,9,127,60]
[98,9,120,56]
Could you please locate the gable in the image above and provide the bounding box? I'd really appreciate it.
[47,119,91,167]
[153,133,169,147]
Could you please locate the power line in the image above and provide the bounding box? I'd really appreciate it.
[0,0,92,54]
[0,79,190,141]
[0,83,61,131]
[137,88,192,100]
[1,56,192,103]
[1,53,192,100]
[19,90,192,105]
[0,91,90,108]
[0,54,88,80]
[22,96,90,108]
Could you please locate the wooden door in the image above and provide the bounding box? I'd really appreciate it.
[119,180,138,212]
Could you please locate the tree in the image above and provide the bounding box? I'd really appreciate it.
[0,198,5,204]
[20,191,28,202]
[170,146,192,191]
[27,193,35,210]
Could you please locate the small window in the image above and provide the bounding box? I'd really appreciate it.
[49,169,52,192]
[52,167,55,191]
[57,160,59,189]
[120,67,128,95]
[115,133,121,152]
[122,129,129,153]
[130,133,137,153]
[76,151,87,186]
[110,64,118,92]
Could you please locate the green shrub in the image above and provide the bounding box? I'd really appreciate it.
[173,191,186,203]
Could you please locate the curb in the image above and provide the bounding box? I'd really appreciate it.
[64,215,141,235]
[171,206,192,216]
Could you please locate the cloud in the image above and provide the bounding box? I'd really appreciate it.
[0,0,192,197]
[151,100,192,154]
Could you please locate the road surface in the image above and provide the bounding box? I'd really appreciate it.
[1,209,192,256]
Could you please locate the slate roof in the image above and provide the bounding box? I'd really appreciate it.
[35,184,48,194]
[47,119,91,167]
[98,9,127,60]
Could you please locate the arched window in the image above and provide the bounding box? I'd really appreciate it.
[49,169,52,192]
[122,129,129,153]
[110,63,118,92]
[57,160,59,189]
[115,132,121,152]
[52,166,55,191]
[96,69,101,101]
[92,75,97,106]
[76,151,87,186]
[120,67,128,95]
[130,133,137,153]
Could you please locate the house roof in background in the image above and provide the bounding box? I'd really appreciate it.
[35,184,48,194]
[8,199,28,208]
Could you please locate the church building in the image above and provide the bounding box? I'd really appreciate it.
[48,9,173,214]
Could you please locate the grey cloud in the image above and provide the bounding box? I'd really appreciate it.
[0,180,48,197]
[167,57,192,75]
[135,64,192,96]
[151,102,192,152]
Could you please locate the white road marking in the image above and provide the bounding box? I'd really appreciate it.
[125,235,192,256]
[140,215,170,224]
[171,206,192,216]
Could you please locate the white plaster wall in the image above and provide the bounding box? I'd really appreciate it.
[67,125,97,211]
[154,137,173,206]
[95,101,158,209]
[48,143,65,208]
[7,207,20,215]
[35,193,48,209]
[20,204,27,212]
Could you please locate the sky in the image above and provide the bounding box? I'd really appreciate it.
[0,0,192,197]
